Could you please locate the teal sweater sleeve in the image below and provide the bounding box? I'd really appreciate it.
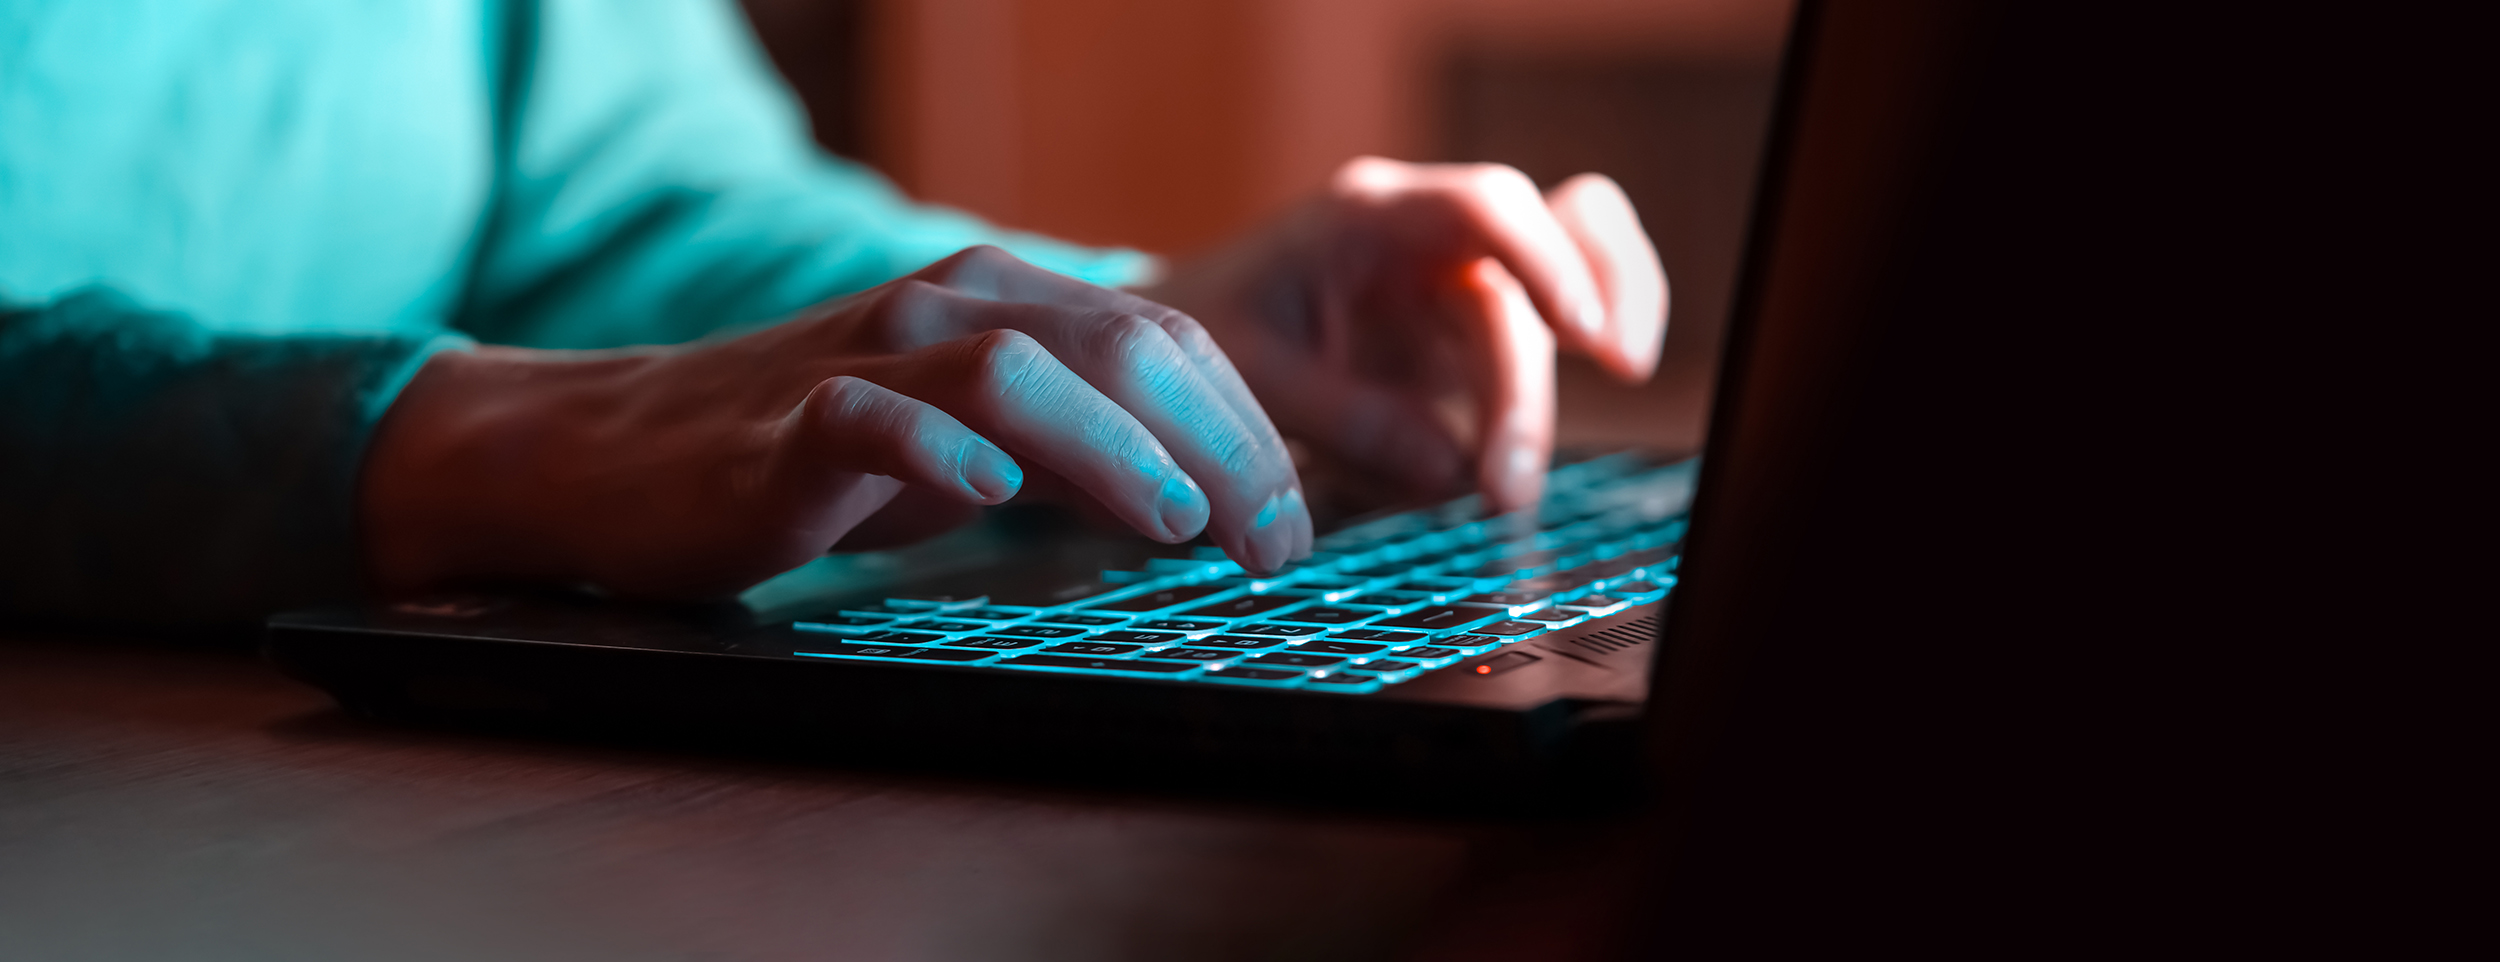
[0,0,1149,624]
[456,0,1152,348]
[0,290,469,624]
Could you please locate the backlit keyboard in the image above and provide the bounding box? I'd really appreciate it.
[787,452,1693,694]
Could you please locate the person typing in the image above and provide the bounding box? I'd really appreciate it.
[0,0,1667,624]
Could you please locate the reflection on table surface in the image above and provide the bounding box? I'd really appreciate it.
[0,630,1652,962]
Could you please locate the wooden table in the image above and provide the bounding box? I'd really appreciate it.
[1,629,1656,961]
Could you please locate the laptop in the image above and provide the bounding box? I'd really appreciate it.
[266,2,1850,812]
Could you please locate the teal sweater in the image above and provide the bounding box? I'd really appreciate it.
[0,0,1149,623]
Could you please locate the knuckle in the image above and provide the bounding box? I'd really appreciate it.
[1153,313,1217,359]
[811,376,936,472]
[1467,162,1533,191]
[815,376,888,427]
[870,280,947,347]
[1457,164,1541,211]
[922,247,975,280]
[814,374,873,410]
[927,244,1013,290]
[1331,155,1403,195]
[885,278,944,311]
[965,328,1043,395]
[1203,430,1262,478]
[1093,313,1170,370]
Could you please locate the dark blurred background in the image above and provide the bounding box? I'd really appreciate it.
[737,0,1792,454]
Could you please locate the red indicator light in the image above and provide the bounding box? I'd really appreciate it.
[1475,665,1491,674]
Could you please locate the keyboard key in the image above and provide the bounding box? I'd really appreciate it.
[1371,606,1498,632]
[1471,552,1560,578]
[1193,635,1291,649]
[990,582,1122,607]
[1087,584,1227,612]
[1269,606,1374,624]
[848,630,945,644]
[894,620,989,633]
[1124,658,1212,671]
[1029,613,1127,626]
[998,654,1199,673]
[1474,620,1543,636]
[1353,658,1421,672]
[1461,593,1549,617]
[1145,647,1241,662]
[903,647,995,662]
[1395,581,1475,600]
[795,643,918,659]
[993,624,1086,638]
[944,636,1048,650]
[1231,623,1324,636]
[1517,608,1580,623]
[1040,642,1146,655]
[1439,635,1507,655]
[1089,630,1182,644]
[1291,640,1388,655]
[1331,628,1429,644]
[1303,674,1386,691]
[1344,593,1426,609]
[1615,581,1665,595]
[1520,564,1600,589]
[1559,594,1623,610]
[1198,667,1306,683]
[1401,646,1463,660]
[950,608,1032,621]
[792,615,892,630]
[1132,619,1226,632]
[794,643,989,662]
[1177,593,1311,619]
[1589,550,1674,579]
[1244,651,1348,668]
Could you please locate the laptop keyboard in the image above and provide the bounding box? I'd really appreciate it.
[786,452,1691,695]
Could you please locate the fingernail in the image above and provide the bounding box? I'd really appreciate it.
[1243,491,1294,574]
[1157,474,1210,542]
[962,442,1023,502]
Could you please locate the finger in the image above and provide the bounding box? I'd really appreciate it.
[1340,158,1610,349]
[778,375,1025,505]
[1005,313,1306,573]
[1150,313,1314,565]
[884,265,1310,573]
[860,328,1215,545]
[1547,174,1670,381]
[1447,257,1556,513]
[916,247,1287,455]
[907,247,1300,505]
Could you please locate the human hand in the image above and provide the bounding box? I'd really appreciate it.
[1142,157,1668,512]
[362,246,1311,599]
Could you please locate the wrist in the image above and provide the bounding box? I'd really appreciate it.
[358,345,651,593]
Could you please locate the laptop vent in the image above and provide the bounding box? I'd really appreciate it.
[1568,614,1660,656]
